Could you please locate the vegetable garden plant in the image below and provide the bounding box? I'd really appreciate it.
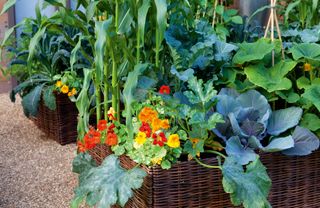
[1,0,320,208]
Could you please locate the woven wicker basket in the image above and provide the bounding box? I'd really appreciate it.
[89,144,320,208]
[31,93,78,145]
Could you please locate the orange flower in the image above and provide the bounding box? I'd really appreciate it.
[106,133,118,146]
[138,107,158,123]
[61,85,69,94]
[304,63,312,71]
[151,118,170,132]
[97,120,107,131]
[77,141,86,152]
[83,128,101,150]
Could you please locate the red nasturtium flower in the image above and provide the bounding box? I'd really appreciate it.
[83,128,101,150]
[152,132,167,147]
[139,122,152,137]
[159,85,170,94]
[97,120,107,131]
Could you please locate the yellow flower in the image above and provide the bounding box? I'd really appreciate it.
[55,80,62,88]
[167,134,180,148]
[61,85,69,94]
[304,63,312,71]
[138,107,158,123]
[68,92,73,97]
[71,88,77,95]
[151,157,162,165]
[108,107,116,120]
[135,131,147,145]
[161,119,170,130]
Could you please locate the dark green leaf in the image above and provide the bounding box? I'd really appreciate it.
[43,86,56,110]
[22,84,45,117]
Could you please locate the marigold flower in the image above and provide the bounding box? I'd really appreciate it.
[151,157,163,165]
[135,131,147,145]
[139,122,152,137]
[61,85,69,94]
[97,120,107,131]
[152,132,167,147]
[138,107,158,123]
[106,133,118,146]
[167,134,180,148]
[159,85,170,94]
[77,141,86,152]
[108,107,116,121]
[56,80,62,88]
[304,63,312,71]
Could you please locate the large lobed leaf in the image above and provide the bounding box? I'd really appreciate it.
[232,39,274,65]
[244,61,297,93]
[222,157,272,208]
[302,84,320,112]
[71,154,146,208]
[289,43,320,62]
[282,126,320,156]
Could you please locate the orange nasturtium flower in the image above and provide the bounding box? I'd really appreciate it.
[77,141,86,152]
[191,138,201,157]
[138,107,158,123]
[61,85,69,94]
[151,118,170,132]
[304,63,312,71]
[135,131,147,145]
[55,80,62,88]
[167,134,180,148]
[105,133,118,146]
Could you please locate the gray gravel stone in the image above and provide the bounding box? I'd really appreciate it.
[0,94,78,208]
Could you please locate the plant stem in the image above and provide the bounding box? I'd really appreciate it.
[194,157,222,170]
[95,83,101,123]
[204,150,226,159]
[104,55,109,120]
[155,28,160,68]
[136,28,141,64]
[115,0,119,31]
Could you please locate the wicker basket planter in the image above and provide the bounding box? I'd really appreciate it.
[31,93,78,145]
[89,144,320,208]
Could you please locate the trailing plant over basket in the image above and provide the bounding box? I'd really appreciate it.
[72,75,274,208]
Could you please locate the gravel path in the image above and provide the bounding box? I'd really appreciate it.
[0,93,78,208]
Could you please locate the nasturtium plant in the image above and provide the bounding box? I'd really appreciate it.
[72,154,146,208]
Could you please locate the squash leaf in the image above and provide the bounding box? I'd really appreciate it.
[72,154,146,208]
[302,84,320,112]
[300,113,320,131]
[232,39,274,65]
[222,156,271,208]
[244,61,297,92]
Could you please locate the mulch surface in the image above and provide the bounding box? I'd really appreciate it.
[0,93,78,208]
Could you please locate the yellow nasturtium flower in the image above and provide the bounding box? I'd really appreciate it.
[167,134,180,148]
[61,85,69,94]
[135,131,147,145]
[151,157,163,165]
[55,80,62,88]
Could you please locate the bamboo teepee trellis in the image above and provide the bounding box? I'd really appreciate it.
[264,0,285,66]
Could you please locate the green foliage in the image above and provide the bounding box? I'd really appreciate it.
[300,113,320,131]
[302,84,320,111]
[72,154,146,208]
[43,86,56,110]
[0,0,16,15]
[244,61,297,92]
[21,84,45,117]
[289,43,320,63]
[222,157,271,208]
[232,39,274,65]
